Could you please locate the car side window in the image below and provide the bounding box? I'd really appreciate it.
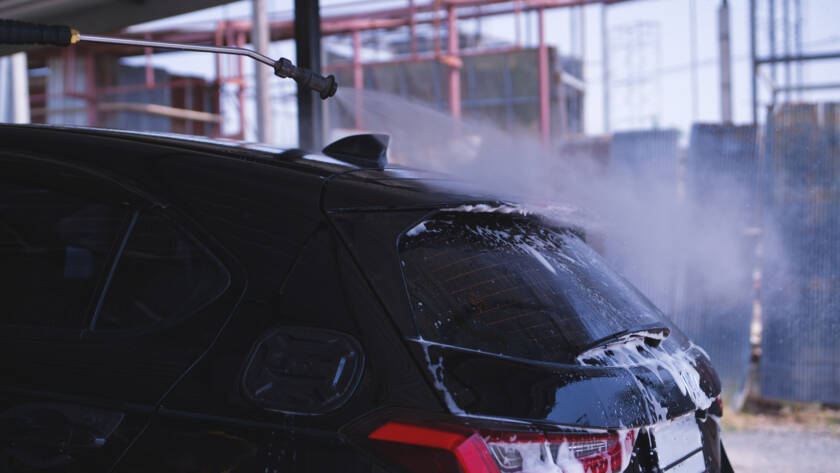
[92,211,230,330]
[0,179,128,329]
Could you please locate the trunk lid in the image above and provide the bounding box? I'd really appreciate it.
[409,337,720,429]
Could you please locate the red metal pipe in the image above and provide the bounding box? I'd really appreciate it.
[433,0,441,55]
[85,53,97,126]
[214,21,224,137]
[309,1,625,35]
[323,17,405,32]
[323,45,522,72]
[144,32,155,88]
[30,78,207,102]
[448,4,461,119]
[29,91,89,102]
[98,78,206,96]
[311,0,625,24]
[537,6,549,146]
[409,0,418,57]
[444,0,613,7]
[515,0,521,46]
[63,47,75,95]
[353,29,364,129]
[236,31,247,140]
[353,30,363,90]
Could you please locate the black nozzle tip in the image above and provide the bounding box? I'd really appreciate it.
[321,75,338,100]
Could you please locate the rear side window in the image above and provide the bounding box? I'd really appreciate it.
[0,180,127,328]
[399,212,666,363]
[93,212,230,330]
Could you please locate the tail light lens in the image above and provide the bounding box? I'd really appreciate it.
[368,422,499,473]
[543,431,636,473]
[366,421,637,473]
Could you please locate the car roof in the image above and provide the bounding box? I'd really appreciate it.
[0,123,499,210]
[0,123,345,174]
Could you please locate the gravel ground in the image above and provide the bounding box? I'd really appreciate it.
[723,429,840,473]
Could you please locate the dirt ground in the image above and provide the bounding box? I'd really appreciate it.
[720,401,840,473]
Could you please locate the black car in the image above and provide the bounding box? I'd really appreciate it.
[0,124,733,473]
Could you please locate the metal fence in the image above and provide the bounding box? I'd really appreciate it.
[568,115,840,407]
[600,126,756,407]
[760,103,840,404]
[681,124,757,408]
[606,128,682,315]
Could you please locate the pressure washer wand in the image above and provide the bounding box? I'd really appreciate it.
[0,19,338,99]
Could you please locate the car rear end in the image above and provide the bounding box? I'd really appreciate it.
[344,409,725,473]
[325,169,733,473]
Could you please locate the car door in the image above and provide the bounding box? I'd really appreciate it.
[0,153,244,472]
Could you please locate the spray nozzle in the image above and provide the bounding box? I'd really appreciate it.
[274,58,337,100]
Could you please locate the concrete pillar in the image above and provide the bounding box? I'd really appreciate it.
[601,4,610,134]
[719,0,733,123]
[252,0,273,143]
[0,53,30,123]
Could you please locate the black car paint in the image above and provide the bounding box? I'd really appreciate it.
[406,340,720,429]
[0,124,730,473]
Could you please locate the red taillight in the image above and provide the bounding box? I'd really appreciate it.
[366,421,637,473]
[369,422,500,473]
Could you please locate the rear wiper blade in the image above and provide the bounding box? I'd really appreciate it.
[577,325,671,358]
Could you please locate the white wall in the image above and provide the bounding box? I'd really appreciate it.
[0,53,30,124]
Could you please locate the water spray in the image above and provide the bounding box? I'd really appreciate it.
[0,19,338,99]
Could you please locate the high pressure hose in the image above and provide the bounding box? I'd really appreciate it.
[0,19,338,99]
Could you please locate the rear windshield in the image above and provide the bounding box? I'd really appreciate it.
[399,212,666,363]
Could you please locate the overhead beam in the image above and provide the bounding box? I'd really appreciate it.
[773,82,840,93]
[756,52,840,64]
[0,0,233,56]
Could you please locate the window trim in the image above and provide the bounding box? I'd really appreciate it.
[0,152,234,339]
[87,210,139,330]
[85,208,233,335]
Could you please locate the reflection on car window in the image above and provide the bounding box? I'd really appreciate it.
[0,180,127,328]
[94,212,229,330]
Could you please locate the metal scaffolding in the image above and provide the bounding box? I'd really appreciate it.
[24,0,633,147]
[750,0,839,123]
